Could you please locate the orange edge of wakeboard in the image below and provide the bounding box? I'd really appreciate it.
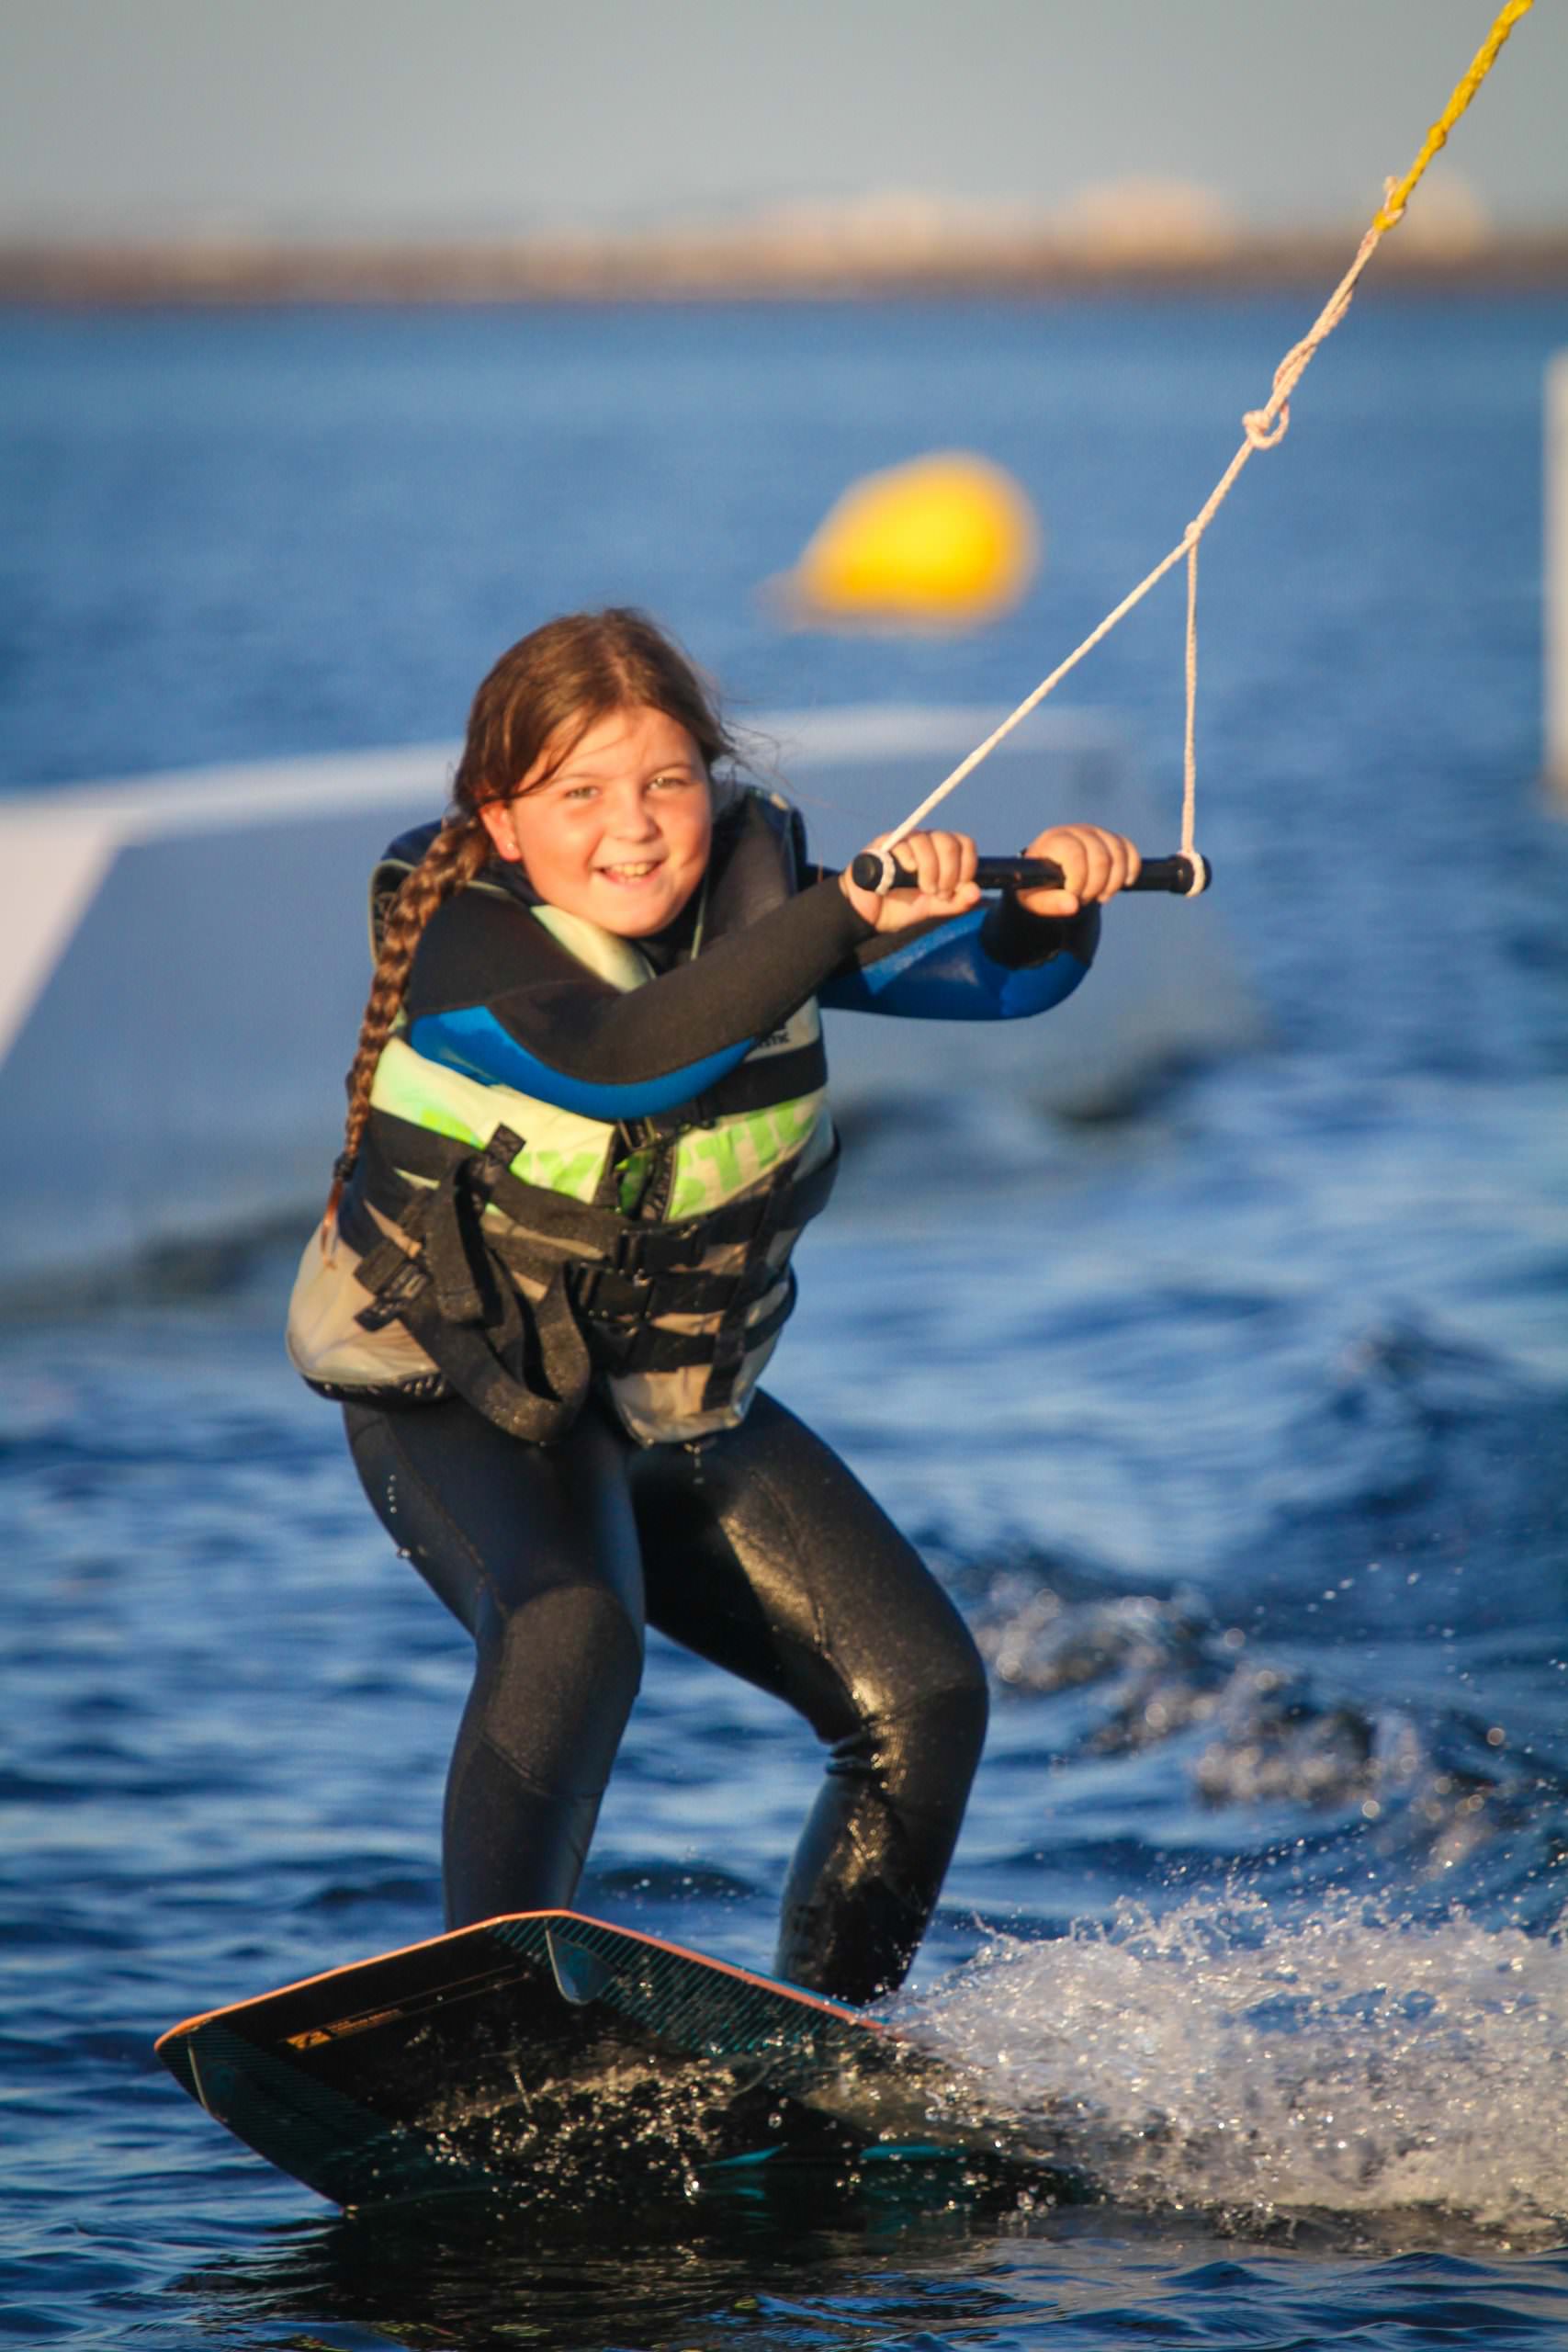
[152,1906,884,2050]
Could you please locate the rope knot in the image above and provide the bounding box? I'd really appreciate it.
[1243,401,1291,451]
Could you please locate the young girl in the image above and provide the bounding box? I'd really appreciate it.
[287,609,1139,2007]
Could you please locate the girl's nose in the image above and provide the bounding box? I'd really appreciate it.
[604,783,660,839]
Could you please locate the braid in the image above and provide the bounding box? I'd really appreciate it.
[327,812,491,1216]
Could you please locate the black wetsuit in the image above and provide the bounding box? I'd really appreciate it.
[344,808,1100,2004]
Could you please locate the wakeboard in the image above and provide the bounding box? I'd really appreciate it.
[156,1908,956,2211]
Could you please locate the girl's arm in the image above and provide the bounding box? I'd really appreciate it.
[402,875,873,1119]
[400,824,1132,1119]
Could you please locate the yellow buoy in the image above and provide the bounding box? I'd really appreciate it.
[768,451,1041,633]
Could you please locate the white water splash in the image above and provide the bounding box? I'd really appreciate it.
[895,1895,1568,2244]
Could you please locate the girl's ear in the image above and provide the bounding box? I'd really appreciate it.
[479,798,522,862]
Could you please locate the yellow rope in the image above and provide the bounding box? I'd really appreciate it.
[884,0,1536,871]
[1376,0,1535,229]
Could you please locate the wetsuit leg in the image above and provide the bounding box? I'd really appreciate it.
[343,1396,645,1930]
[629,1392,988,2005]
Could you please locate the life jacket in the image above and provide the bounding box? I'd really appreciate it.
[286,790,838,1447]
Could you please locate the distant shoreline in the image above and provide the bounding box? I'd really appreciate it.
[5,228,1567,306]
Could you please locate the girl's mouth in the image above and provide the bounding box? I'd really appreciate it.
[596,861,664,884]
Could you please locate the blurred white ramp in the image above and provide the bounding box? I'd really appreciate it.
[0,711,1263,1300]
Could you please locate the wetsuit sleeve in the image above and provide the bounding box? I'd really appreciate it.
[818,888,1101,1022]
[403,876,874,1120]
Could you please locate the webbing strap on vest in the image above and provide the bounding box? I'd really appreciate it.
[342,1125,590,1442]
[341,1111,839,1436]
[357,1107,839,1270]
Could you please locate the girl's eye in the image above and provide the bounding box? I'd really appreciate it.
[561,784,599,803]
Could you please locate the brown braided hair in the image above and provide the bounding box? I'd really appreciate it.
[329,609,735,1213]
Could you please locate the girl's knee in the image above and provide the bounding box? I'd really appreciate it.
[932,1634,990,1762]
[897,1654,989,1797]
[833,1624,988,1815]
[873,1611,988,1759]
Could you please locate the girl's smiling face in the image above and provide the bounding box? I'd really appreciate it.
[479,703,714,937]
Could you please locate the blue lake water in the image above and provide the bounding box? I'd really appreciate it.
[4,295,1568,2348]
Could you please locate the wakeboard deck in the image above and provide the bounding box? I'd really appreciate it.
[156,1908,959,2211]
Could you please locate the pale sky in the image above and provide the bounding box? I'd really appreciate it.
[0,0,1563,239]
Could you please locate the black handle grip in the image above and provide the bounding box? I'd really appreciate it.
[849,849,1211,897]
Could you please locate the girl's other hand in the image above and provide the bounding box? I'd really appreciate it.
[1015,825,1141,918]
[840,830,981,932]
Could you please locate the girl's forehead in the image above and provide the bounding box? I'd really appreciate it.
[526,705,703,786]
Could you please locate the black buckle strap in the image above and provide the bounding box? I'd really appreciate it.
[612,1216,716,1278]
[611,1130,840,1277]
[571,1261,763,1322]
[362,1110,626,1257]
[587,1272,795,1377]
[344,1125,590,1442]
[700,1317,757,1416]
[386,1264,589,1443]
[350,1238,429,1330]
[347,1124,525,1329]
[422,1125,525,1324]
